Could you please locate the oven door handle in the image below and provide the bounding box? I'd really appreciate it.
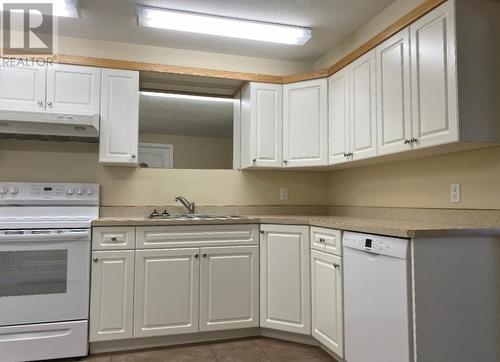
[0,230,90,242]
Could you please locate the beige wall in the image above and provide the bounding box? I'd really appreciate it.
[58,36,312,75]
[0,140,329,206]
[139,133,233,170]
[314,0,426,69]
[329,146,500,209]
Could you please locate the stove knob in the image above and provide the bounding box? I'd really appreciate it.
[76,188,84,195]
[0,186,7,195]
[66,188,74,195]
[87,188,94,196]
[9,186,18,195]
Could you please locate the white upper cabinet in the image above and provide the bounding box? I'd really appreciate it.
[99,68,139,165]
[328,66,351,165]
[260,224,311,335]
[376,28,413,156]
[283,79,328,167]
[240,82,283,168]
[350,50,377,161]
[46,64,101,115]
[0,62,46,111]
[199,246,259,332]
[410,1,458,149]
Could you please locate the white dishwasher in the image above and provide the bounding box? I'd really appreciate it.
[343,232,412,362]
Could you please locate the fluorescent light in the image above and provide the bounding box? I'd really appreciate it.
[141,91,234,103]
[0,0,80,18]
[136,5,311,46]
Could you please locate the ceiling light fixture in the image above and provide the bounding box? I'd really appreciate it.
[140,91,234,103]
[136,5,311,46]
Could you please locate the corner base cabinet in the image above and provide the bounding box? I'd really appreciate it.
[259,224,311,335]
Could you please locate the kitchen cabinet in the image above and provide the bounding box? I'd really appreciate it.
[0,62,46,111]
[199,246,259,331]
[410,1,458,149]
[99,68,139,165]
[134,248,200,338]
[283,79,328,167]
[89,250,135,342]
[311,250,343,358]
[329,50,377,164]
[240,82,283,168]
[260,224,311,335]
[310,226,342,256]
[376,28,413,156]
[46,64,101,115]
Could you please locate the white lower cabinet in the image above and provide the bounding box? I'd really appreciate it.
[89,250,135,342]
[311,250,344,358]
[199,246,259,331]
[260,225,311,335]
[134,248,200,337]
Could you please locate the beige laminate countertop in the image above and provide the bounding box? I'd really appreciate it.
[92,215,500,238]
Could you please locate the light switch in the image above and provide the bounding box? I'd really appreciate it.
[280,188,288,201]
[451,183,461,203]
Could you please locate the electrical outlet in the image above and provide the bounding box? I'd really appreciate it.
[280,188,288,201]
[451,183,461,203]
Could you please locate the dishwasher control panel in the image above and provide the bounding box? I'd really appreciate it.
[343,232,409,259]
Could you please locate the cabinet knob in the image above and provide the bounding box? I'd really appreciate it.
[319,238,325,243]
[194,254,199,258]
[202,253,208,258]
[283,160,288,164]
[93,257,98,262]
[38,100,44,106]
[131,154,136,159]
[252,158,256,163]
[111,236,117,241]
[411,137,418,144]
[47,101,53,106]
[260,230,265,234]
[404,139,410,144]
[334,263,340,268]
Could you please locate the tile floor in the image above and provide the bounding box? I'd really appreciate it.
[79,337,337,362]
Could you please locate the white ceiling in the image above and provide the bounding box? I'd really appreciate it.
[58,0,396,62]
[139,93,233,138]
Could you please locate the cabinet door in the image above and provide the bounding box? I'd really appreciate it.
[99,69,139,165]
[410,1,458,149]
[328,66,351,165]
[134,248,199,337]
[46,64,100,115]
[377,28,413,156]
[89,250,134,342]
[350,50,377,161]
[311,250,343,358]
[0,62,46,111]
[283,79,328,167]
[199,246,259,332]
[260,225,311,335]
[250,83,283,167]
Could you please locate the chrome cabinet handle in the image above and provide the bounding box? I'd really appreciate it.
[93,257,98,262]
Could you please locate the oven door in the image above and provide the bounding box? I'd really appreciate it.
[0,229,90,326]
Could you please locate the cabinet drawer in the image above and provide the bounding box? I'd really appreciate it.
[310,227,342,256]
[136,225,259,249]
[92,227,135,250]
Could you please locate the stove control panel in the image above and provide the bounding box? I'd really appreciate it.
[0,183,99,205]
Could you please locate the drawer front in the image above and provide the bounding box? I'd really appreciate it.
[136,224,259,249]
[310,227,342,256]
[92,227,136,250]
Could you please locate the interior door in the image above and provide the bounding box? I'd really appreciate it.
[251,83,283,167]
[328,66,351,165]
[311,250,343,358]
[89,250,134,342]
[46,64,101,115]
[283,79,328,167]
[260,225,311,335]
[0,62,46,111]
[377,28,413,156]
[410,1,458,149]
[134,248,200,337]
[350,50,377,161]
[199,246,259,332]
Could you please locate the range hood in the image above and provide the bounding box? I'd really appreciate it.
[0,109,99,138]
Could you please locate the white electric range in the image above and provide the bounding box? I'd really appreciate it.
[0,182,99,362]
